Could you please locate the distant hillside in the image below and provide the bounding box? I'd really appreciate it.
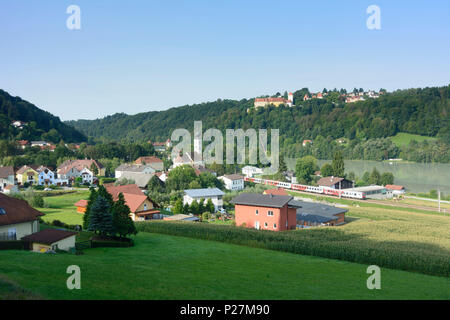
[0,89,86,143]
[67,85,450,145]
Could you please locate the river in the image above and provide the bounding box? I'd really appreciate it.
[285,159,450,194]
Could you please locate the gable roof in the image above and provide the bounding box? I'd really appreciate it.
[16,165,38,175]
[317,176,346,187]
[0,193,44,226]
[22,229,77,244]
[222,174,244,181]
[74,199,88,208]
[385,185,405,190]
[116,164,155,173]
[118,172,155,188]
[104,184,143,200]
[290,200,347,218]
[134,156,163,164]
[263,188,288,196]
[0,166,14,178]
[184,188,225,198]
[231,193,293,208]
[57,159,103,175]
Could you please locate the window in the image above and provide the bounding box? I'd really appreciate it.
[255,209,258,215]
[273,223,277,229]
[264,222,268,228]
[144,204,147,210]
[268,210,274,216]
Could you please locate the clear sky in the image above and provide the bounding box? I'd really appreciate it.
[0,0,449,120]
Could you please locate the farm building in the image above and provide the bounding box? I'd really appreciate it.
[318,176,354,189]
[291,200,347,228]
[231,193,302,231]
[345,186,392,199]
[22,229,77,252]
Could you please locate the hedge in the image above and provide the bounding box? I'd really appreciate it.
[136,221,450,278]
[0,241,26,250]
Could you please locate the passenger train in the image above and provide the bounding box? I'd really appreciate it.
[244,177,367,200]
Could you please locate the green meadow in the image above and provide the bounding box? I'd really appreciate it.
[389,132,436,147]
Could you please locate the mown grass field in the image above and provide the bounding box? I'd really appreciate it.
[389,132,436,147]
[0,232,449,300]
[40,191,89,225]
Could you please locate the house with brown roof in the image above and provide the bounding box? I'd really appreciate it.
[0,193,43,240]
[22,229,77,252]
[219,174,244,191]
[104,184,160,221]
[57,159,105,182]
[317,176,354,190]
[0,166,15,192]
[134,156,164,171]
[263,188,289,196]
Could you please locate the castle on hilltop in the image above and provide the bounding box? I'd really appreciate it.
[254,92,294,108]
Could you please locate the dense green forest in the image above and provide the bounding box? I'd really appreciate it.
[0,89,86,143]
[67,85,449,163]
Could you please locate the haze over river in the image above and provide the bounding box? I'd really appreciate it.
[286,159,450,194]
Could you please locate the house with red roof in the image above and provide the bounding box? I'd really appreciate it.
[134,156,164,171]
[385,185,405,196]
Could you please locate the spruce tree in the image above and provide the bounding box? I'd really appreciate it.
[83,187,98,230]
[112,193,137,238]
[88,195,114,237]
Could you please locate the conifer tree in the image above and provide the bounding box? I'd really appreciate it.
[88,195,114,236]
[112,193,137,238]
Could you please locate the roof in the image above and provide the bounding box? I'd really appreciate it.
[120,193,150,212]
[74,199,88,208]
[16,165,38,175]
[104,184,143,199]
[385,185,405,190]
[222,174,244,181]
[263,188,288,196]
[291,200,347,218]
[317,176,346,187]
[184,188,225,198]
[0,193,44,226]
[22,229,77,244]
[57,159,104,175]
[134,156,163,164]
[116,164,155,173]
[231,193,294,208]
[0,166,14,178]
[165,214,200,221]
[119,172,155,188]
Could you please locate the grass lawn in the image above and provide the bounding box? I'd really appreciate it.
[40,191,89,225]
[0,232,449,300]
[389,132,436,147]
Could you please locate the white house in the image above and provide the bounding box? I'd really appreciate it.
[242,165,263,178]
[219,174,245,191]
[37,167,68,186]
[30,141,49,147]
[80,168,95,184]
[0,166,15,192]
[183,188,225,212]
[22,229,77,252]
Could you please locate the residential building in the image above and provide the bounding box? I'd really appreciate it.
[30,141,49,147]
[317,176,354,190]
[231,193,301,231]
[219,174,244,191]
[80,167,96,185]
[302,139,312,147]
[183,188,225,212]
[385,185,406,196]
[242,165,263,178]
[0,166,15,192]
[16,165,39,186]
[292,200,347,228]
[22,229,77,252]
[155,171,168,183]
[36,166,67,186]
[16,140,29,149]
[172,152,203,168]
[115,164,156,179]
[0,193,43,240]
[105,184,160,221]
[117,171,155,189]
[11,120,27,129]
[254,93,294,108]
[57,159,105,182]
[134,156,164,171]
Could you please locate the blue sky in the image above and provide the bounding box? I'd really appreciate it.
[0,0,449,120]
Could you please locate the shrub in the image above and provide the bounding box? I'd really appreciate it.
[0,241,26,250]
[135,221,450,277]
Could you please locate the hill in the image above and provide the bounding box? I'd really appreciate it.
[0,89,86,143]
[67,85,449,143]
